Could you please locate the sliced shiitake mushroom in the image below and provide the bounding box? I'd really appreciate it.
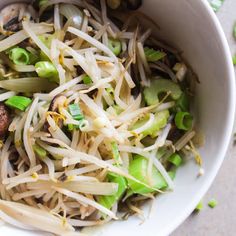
[0,103,10,137]
[0,3,37,35]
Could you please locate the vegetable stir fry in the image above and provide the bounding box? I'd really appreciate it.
[0,0,201,235]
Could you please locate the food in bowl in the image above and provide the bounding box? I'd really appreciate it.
[0,0,201,235]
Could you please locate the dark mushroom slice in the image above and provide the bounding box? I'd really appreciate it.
[44,95,67,130]
[0,102,10,137]
[126,0,142,10]
[0,3,37,35]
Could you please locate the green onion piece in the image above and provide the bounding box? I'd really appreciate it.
[176,93,190,112]
[35,61,58,80]
[98,173,127,209]
[68,124,74,131]
[233,23,236,40]
[168,153,182,167]
[5,96,32,111]
[33,144,47,159]
[131,110,169,138]
[83,75,92,84]
[208,199,218,208]
[144,47,166,62]
[195,201,203,211]
[112,105,123,115]
[38,34,53,48]
[108,38,121,56]
[143,78,182,105]
[29,52,39,64]
[111,141,120,163]
[209,0,224,12]
[233,55,236,66]
[68,104,84,121]
[175,111,193,131]
[9,48,30,65]
[168,170,176,180]
[128,155,167,194]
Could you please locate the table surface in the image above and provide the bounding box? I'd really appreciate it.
[172,1,236,236]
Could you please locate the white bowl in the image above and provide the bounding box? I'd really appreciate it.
[0,0,235,236]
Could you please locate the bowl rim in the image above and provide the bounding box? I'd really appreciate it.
[168,0,236,235]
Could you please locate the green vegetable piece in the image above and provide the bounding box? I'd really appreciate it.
[112,105,123,115]
[175,111,193,131]
[68,124,74,131]
[209,0,224,12]
[208,199,218,208]
[35,61,58,80]
[195,201,203,211]
[168,153,182,167]
[5,96,32,111]
[132,110,169,137]
[143,78,182,105]
[233,55,236,66]
[111,141,120,163]
[83,75,92,84]
[108,38,121,56]
[39,35,53,48]
[233,23,236,40]
[176,93,189,111]
[68,104,84,121]
[33,144,47,159]
[29,52,39,64]
[99,173,127,209]
[144,47,166,62]
[168,170,176,180]
[128,155,167,194]
[9,48,30,65]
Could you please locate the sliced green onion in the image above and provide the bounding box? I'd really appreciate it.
[176,93,189,112]
[168,153,182,167]
[98,173,127,209]
[144,47,166,62]
[175,111,193,131]
[82,75,92,84]
[195,201,203,211]
[233,55,236,66]
[143,78,182,105]
[68,104,84,121]
[209,0,224,12]
[108,38,121,56]
[68,124,74,131]
[233,23,236,40]
[208,199,218,208]
[9,48,30,65]
[128,155,167,194]
[112,105,123,115]
[5,96,32,111]
[35,61,58,80]
[111,141,120,163]
[33,144,47,159]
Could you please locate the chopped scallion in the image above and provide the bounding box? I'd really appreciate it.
[82,75,92,84]
[9,48,30,65]
[208,199,218,208]
[108,38,121,56]
[175,111,193,131]
[5,96,32,111]
[68,104,84,121]
[168,153,182,167]
[33,144,47,159]
[35,61,58,80]
[144,47,166,62]
[195,201,203,211]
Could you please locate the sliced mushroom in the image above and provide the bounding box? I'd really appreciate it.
[49,95,67,112]
[0,103,10,137]
[44,95,67,130]
[126,0,142,10]
[0,3,37,35]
